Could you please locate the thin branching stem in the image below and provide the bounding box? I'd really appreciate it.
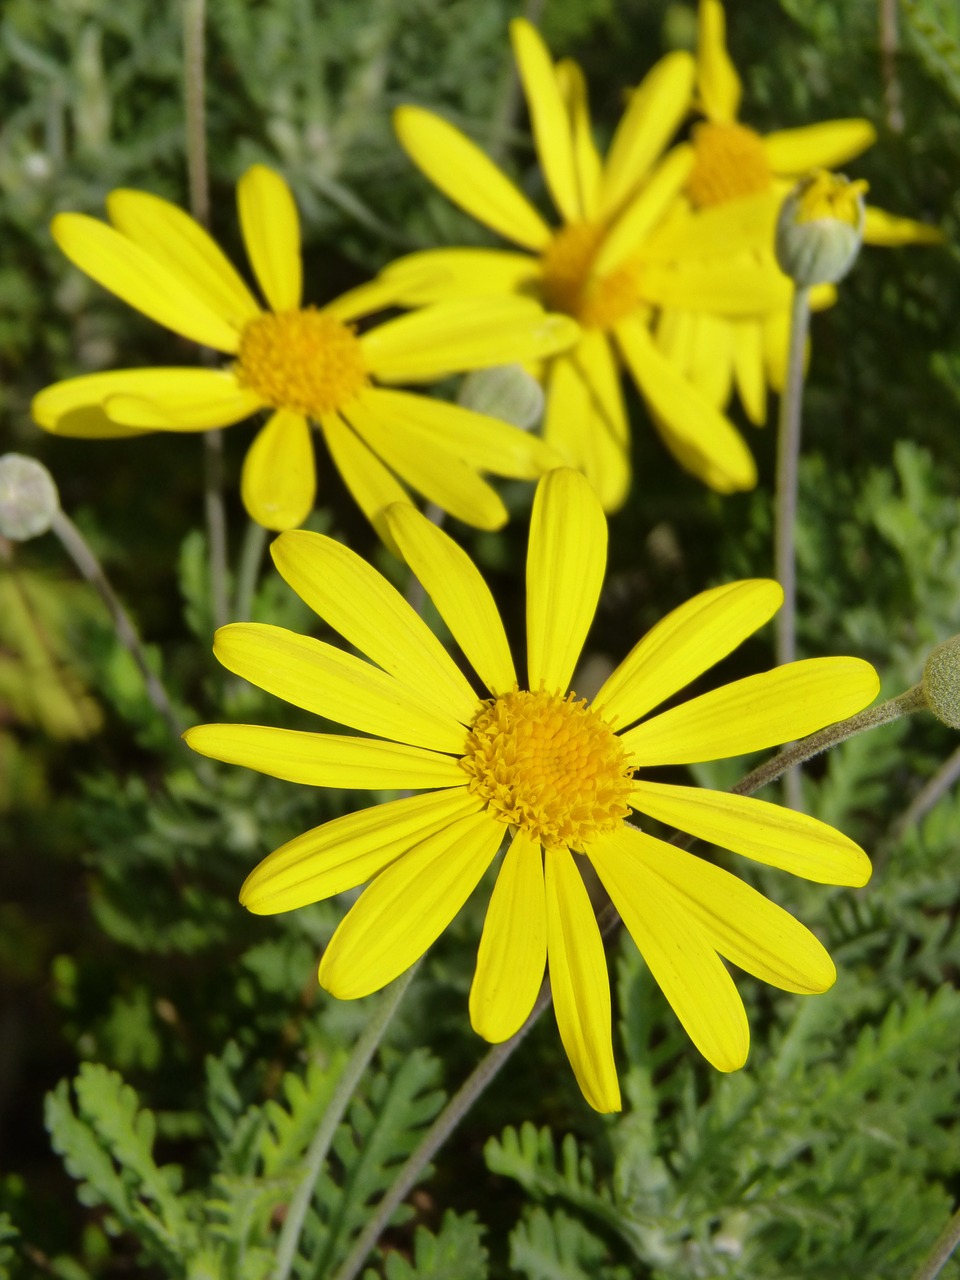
[234,520,269,622]
[326,681,929,1280]
[882,739,960,856]
[910,1202,960,1280]
[273,963,420,1280]
[51,509,185,740]
[775,284,812,809]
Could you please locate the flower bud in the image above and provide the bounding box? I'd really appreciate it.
[922,635,960,730]
[775,170,867,287]
[458,363,544,431]
[0,453,60,540]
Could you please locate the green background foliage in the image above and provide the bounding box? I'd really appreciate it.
[1,0,959,1276]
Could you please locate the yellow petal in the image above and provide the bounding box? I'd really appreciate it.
[590,825,749,1071]
[470,831,547,1042]
[237,164,302,311]
[343,394,507,531]
[614,315,757,492]
[641,255,791,316]
[106,189,261,329]
[621,656,881,764]
[322,276,409,322]
[642,191,779,261]
[762,307,790,393]
[556,58,602,220]
[629,781,872,885]
[526,468,607,695]
[319,411,411,551]
[240,788,482,913]
[184,722,467,789]
[394,105,552,251]
[318,808,503,997]
[368,388,557,481]
[543,341,631,513]
[212,622,468,753]
[545,848,620,1112]
[685,312,734,406]
[599,52,696,220]
[270,528,479,722]
[378,248,541,307]
[625,830,837,993]
[732,318,768,425]
[762,120,876,175]
[240,409,315,531]
[696,0,741,123]
[360,298,578,384]
[594,578,782,730]
[863,205,944,247]
[102,369,262,431]
[32,368,253,437]
[593,146,694,278]
[386,503,517,697]
[510,18,581,223]
[52,213,240,352]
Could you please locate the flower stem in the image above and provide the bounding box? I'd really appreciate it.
[774,284,812,809]
[909,1202,960,1280]
[234,520,269,622]
[50,509,184,741]
[330,979,553,1280]
[273,963,420,1280]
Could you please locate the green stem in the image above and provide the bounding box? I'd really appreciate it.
[234,520,269,622]
[883,739,960,857]
[330,979,553,1280]
[326,680,930,1280]
[50,509,184,741]
[203,431,229,631]
[909,1202,960,1280]
[774,284,812,809]
[273,963,420,1280]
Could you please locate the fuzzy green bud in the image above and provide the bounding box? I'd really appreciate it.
[775,170,867,287]
[922,635,960,730]
[458,363,544,431]
[0,453,59,540]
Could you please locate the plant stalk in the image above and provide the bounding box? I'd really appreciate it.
[909,1202,960,1280]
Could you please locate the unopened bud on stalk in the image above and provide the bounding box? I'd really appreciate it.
[0,453,59,540]
[458,363,545,431]
[775,170,867,287]
[922,635,960,730]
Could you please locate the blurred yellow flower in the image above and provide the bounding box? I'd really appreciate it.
[187,468,878,1112]
[32,166,576,538]
[657,0,943,424]
[386,19,790,507]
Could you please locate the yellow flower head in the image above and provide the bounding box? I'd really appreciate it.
[776,170,868,286]
[187,468,878,1113]
[387,19,796,509]
[31,166,578,539]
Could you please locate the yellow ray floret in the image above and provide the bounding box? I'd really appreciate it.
[32,165,577,538]
[186,468,880,1113]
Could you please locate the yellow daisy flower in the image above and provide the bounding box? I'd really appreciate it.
[31,165,577,537]
[186,467,878,1113]
[659,0,943,424]
[384,19,792,509]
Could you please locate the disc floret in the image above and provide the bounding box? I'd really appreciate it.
[235,308,369,417]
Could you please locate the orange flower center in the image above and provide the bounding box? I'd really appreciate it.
[540,221,642,331]
[461,688,635,850]
[686,120,772,208]
[235,308,369,417]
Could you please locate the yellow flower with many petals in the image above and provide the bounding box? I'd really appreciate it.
[657,0,943,425]
[32,166,576,537]
[186,468,879,1112]
[385,19,792,508]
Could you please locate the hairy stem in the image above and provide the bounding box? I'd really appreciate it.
[51,509,184,740]
[273,963,420,1280]
[910,1202,960,1280]
[774,284,812,808]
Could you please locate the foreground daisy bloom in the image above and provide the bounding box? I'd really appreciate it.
[657,0,943,424]
[186,468,878,1112]
[386,19,791,508]
[32,166,576,536]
